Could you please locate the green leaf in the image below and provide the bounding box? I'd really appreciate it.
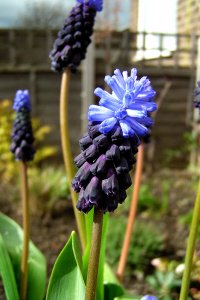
[0,212,46,300]
[164,272,174,286]
[0,234,20,300]
[104,263,124,300]
[83,209,94,280]
[114,296,138,300]
[146,275,158,289]
[46,231,85,300]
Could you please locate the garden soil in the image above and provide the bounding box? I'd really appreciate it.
[0,169,199,300]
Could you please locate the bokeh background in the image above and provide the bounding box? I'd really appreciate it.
[1,1,200,299]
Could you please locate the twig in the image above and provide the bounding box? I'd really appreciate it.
[152,79,172,120]
[116,143,144,282]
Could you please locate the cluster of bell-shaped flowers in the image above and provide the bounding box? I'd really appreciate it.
[193,81,200,109]
[72,68,157,213]
[10,90,35,161]
[49,0,103,73]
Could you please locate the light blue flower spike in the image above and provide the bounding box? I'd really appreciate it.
[13,90,31,112]
[88,68,157,139]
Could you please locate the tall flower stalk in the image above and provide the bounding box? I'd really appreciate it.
[49,0,103,251]
[179,178,200,300]
[20,162,29,300]
[10,90,35,300]
[179,81,200,300]
[59,69,87,249]
[72,68,157,299]
[85,209,104,300]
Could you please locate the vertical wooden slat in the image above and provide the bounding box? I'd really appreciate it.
[174,34,180,68]
[27,31,33,66]
[29,70,37,115]
[142,31,146,62]
[81,41,95,134]
[46,30,54,65]
[9,30,16,66]
[158,33,163,68]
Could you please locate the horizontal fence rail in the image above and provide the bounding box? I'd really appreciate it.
[0,28,199,168]
[0,29,199,70]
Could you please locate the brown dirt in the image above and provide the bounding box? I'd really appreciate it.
[0,169,199,300]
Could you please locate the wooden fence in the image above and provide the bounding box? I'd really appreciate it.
[0,29,199,168]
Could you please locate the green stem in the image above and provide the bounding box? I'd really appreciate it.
[85,209,104,300]
[60,69,87,251]
[179,178,200,300]
[20,162,29,300]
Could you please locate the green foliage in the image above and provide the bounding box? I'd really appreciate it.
[104,263,124,299]
[28,166,69,214]
[46,231,85,300]
[137,181,169,214]
[46,223,135,300]
[179,208,200,242]
[121,181,170,218]
[0,213,46,300]
[179,209,193,226]
[164,131,196,166]
[127,222,165,272]
[0,100,15,182]
[138,184,160,212]
[32,118,57,165]
[106,216,165,274]
[114,297,139,300]
[0,234,19,300]
[146,270,181,300]
[0,99,57,183]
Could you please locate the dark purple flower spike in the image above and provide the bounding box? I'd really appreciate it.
[72,68,156,213]
[10,90,35,162]
[49,0,103,73]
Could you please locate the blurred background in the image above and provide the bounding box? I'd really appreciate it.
[0,0,199,169]
[1,1,200,299]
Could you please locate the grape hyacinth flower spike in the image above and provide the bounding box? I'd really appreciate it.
[72,68,157,213]
[10,90,35,161]
[10,90,35,300]
[49,0,103,250]
[49,0,103,73]
[72,68,156,300]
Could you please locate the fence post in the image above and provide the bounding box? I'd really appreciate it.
[81,40,95,134]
